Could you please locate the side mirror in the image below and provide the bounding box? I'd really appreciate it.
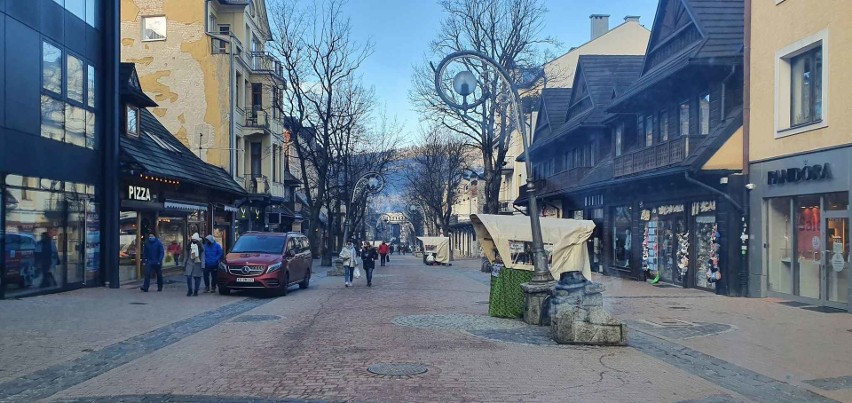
[286,249,296,258]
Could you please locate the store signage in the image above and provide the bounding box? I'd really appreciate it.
[767,163,831,185]
[127,185,151,201]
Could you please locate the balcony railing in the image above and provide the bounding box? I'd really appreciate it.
[210,35,243,57]
[613,135,704,177]
[245,109,269,129]
[250,52,285,81]
[242,175,269,195]
[498,201,514,213]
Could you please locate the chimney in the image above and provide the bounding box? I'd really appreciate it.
[590,14,610,40]
[624,15,641,23]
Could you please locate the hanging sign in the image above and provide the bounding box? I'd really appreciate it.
[831,253,845,272]
[127,185,151,201]
[767,163,832,185]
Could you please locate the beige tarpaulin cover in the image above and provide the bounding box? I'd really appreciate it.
[417,236,451,264]
[470,214,596,281]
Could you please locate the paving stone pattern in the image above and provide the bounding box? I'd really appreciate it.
[803,376,852,391]
[51,394,339,403]
[0,298,273,403]
[630,330,838,403]
[628,320,735,340]
[230,314,283,323]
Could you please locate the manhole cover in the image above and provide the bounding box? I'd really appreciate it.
[367,363,428,377]
[129,302,148,305]
[231,315,282,323]
[645,319,694,327]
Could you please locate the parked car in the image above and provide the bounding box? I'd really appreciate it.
[217,232,311,296]
[4,233,37,288]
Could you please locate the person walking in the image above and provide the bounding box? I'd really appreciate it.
[167,241,181,267]
[140,232,165,292]
[184,233,204,296]
[360,243,379,287]
[36,232,59,288]
[378,241,389,267]
[339,239,358,287]
[203,234,223,293]
[387,244,393,262]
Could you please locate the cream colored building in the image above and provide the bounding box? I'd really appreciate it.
[747,0,851,312]
[120,0,292,204]
[500,15,650,213]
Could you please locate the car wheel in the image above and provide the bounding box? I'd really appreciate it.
[299,272,310,289]
[279,272,289,296]
[218,286,231,295]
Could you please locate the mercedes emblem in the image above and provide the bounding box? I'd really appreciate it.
[241,266,251,274]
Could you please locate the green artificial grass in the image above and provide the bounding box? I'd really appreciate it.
[488,267,534,318]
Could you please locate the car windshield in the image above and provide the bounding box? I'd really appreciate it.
[231,235,286,254]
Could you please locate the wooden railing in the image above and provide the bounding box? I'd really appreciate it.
[614,135,703,177]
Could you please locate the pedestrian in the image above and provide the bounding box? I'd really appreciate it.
[339,239,358,287]
[203,234,223,293]
[167,240,181,266]
[378,241,389,266]
[387,244,393,261]
[36,232,59,288]
[184,233,204,296]
[397,244,401,255]
[360,243,379,287]
[140,231,165,292]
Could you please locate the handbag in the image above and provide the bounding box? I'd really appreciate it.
[354,267,362,279]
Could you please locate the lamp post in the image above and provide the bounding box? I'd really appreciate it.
[342,171,385,246]
[434,50,553,325]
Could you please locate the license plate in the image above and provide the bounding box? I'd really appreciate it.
[235,277,254,283]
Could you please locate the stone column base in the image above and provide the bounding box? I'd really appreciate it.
[327,258,345,277]
[520,281,554,326]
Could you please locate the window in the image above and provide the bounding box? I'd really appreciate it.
[679,100,690,136]
[235,72,244,110]
[659,110,669,141]
[645,115,654,146]
[698,92,710,135]
[67,55,84,103]
[126,105,139,137]
[87,65,96,108]
[637,116,645,147]
[218,25,230,52]
[614,122,624,157]
[41,95,65,141]
[142,16,167,41]
[43,41,62,94]
[791,47,822,127]
[612,206,632,268]
[65,104,86,147]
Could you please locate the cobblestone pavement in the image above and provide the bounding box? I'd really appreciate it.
[0,256,849,402]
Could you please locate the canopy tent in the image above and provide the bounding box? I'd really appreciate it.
[416,236,450,264]
[470,214,595,281]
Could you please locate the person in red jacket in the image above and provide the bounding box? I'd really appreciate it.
[378,241,390,266]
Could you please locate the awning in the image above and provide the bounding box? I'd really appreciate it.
[164,200,208,212]
[222,205,239,213]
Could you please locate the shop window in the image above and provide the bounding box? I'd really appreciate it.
[679,100,690,136]
[142,16,167,42]
[659,110,669,142]
[698,92,710,135]
[796,195,821,299]
[694,214,718,289]
[612,206,632,268]
[767,197,793,294]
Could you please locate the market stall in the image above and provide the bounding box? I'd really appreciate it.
[416,236,451,265]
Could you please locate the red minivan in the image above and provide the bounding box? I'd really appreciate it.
[217,232,312,296]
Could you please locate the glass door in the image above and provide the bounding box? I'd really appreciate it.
[825,216,848,305]
[65,198,85,285]
[795,195,822,299]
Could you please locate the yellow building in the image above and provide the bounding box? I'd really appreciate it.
[121,0,300,233]
[747,0,851,312]
[499,15,650,214]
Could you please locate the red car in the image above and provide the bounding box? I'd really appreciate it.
[217,232,312,296]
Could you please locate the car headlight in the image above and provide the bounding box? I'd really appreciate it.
[267,262,282,273]
[218,262,228,272]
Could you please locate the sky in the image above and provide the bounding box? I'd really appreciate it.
[345,0,661,143]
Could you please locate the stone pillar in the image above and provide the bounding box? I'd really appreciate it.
[520,281,554,326]
[549,272,627,345]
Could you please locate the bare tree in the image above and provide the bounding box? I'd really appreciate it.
[410,0,554,214]
[268,0,376,263]
[402,127,469,256]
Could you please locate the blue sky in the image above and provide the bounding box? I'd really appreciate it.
[346,0,661,142]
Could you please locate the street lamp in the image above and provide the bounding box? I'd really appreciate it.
[434,50,553,324]
[342,171,385,246]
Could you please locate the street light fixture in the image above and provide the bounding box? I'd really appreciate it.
[434,50,553,324]
[342,171,385,246]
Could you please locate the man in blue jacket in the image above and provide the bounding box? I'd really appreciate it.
[141,232,165,292]
[203,235,223,293]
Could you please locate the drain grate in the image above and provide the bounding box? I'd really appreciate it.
[367,363,428,377]
[129,302,148,305]
[645,318,695,328]
[231,314,282,323]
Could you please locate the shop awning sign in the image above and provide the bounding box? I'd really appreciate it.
[767,163,831,185]
[127,185,151,201]
[164,200,207,211]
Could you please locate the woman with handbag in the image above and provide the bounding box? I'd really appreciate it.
[360,243,379,287]
[184,233,205,296]
[338,239,358,287]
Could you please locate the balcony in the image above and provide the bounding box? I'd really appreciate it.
[545,167,591,193]
[498,200,514,214]
[249,52,285,82]
[614,135,703,177]
[210,35,243,57]
[242,175,289,200]
[243,109,284,137]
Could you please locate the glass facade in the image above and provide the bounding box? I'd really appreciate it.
[612,206,632,268]
[3,175,97,298]
[41,40,98,150]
